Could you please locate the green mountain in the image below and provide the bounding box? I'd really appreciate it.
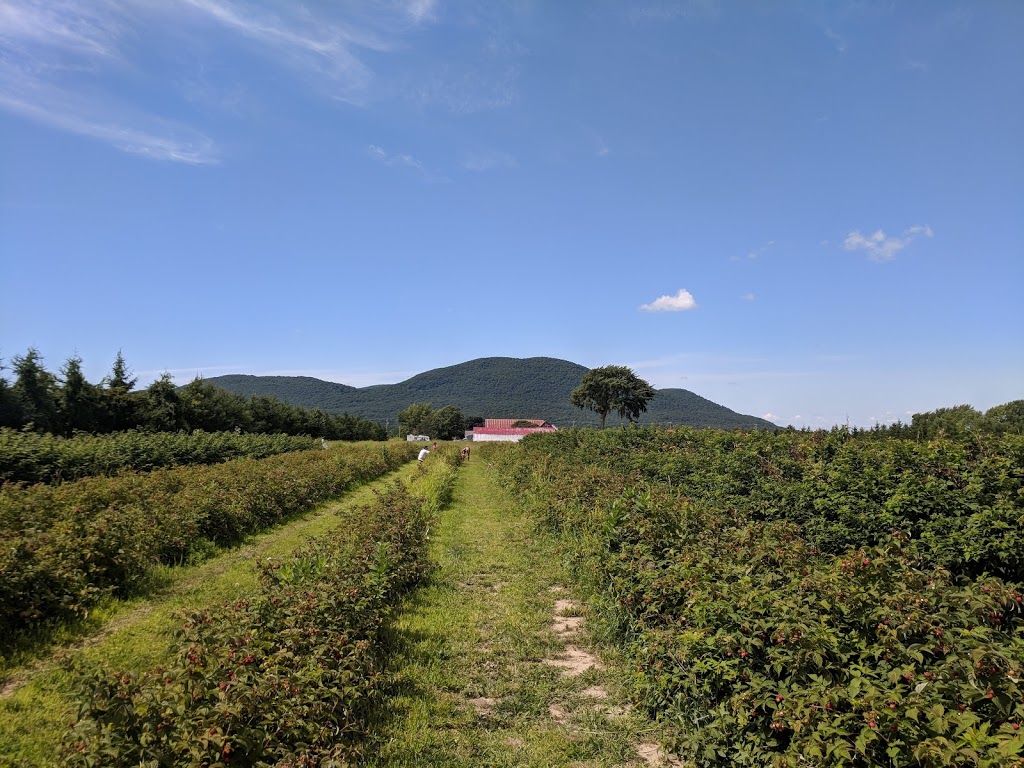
[205,357,777,430]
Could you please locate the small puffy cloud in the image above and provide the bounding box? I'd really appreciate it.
[843,225,933,262]
[741,292,755,301]
[762,412,777,421]
[640,289,697,312]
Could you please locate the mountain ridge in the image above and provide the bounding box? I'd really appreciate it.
[204,356,777,430]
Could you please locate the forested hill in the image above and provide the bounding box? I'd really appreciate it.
[206,357,777,430]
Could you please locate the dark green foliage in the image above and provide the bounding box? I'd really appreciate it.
[570,364,656,429]
[140,373,185,432]
[426,405,466,440]
[0,429,317,485]
[58,355,101,435]
[206,357,777,429]
[63,481,434,767]
[396,403,466,440]
[0,364,26,429]
[986,401,1024,435]
[522,427,1024,581]
[497,434,1024,767]
[0,348,384,441]
[0,442,418,640]
[398,401,433,436]
[98,351,138,433]
[12,348,60,433]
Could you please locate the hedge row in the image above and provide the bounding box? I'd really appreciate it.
[497,447,1024,767]
[62,457,457,767]
[0,428,319,486]
[0,442,418,639]
[521,428,1024,582]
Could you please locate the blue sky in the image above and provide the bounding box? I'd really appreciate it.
[1,1,1021,428]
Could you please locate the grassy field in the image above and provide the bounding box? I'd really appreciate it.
[0,462,422,768]
[0,448,681,767]
[365,448,679,767]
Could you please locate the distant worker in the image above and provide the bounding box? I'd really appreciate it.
[461,446,471,462]
[321,438,328,449]
[418,447,430,464]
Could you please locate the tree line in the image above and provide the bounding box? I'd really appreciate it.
[397,402,482,440]
[0,349,384,440]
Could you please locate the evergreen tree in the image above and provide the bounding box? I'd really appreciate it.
[141,373,185,431]
[100,351,139,432]
[179,378,251,432]
[0,359,26,428]
[12,348,60,432]
[59,354,100,434]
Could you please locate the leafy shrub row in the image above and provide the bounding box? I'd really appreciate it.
[61,467,450,767]
[497,449,1024,767]
[0,443,418,639]
[521,428,1024,582]
[0,428,319,486]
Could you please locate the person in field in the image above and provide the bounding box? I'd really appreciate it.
[461,446,470,461]
[418,447,430,463]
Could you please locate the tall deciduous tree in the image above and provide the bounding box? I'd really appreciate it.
[398,402,433,437]
[427,405,466,440]
[570,365,655,429]
[984,400,1024,435]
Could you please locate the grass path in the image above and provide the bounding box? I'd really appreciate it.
[0,462,419,768]
[365,455,680,767]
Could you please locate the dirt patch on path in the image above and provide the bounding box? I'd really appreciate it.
[543,584,686,767]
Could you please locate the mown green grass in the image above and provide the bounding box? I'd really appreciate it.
[365,450,661,767]
[0,463,420,768]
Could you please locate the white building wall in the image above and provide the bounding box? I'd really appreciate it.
[470,433,524,442]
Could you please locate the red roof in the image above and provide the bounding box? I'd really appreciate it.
[472,426,557,435]
[483,419,548,429]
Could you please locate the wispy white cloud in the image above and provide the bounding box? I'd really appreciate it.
[0,0,121,58]
[178,0,385,100]
[368,143,423,170]
[368,144,449,182]
[0,74,219,164]
[640,289,697,312]
[824,26,847,53]
[843,225,934,262]
[730,239,774,262]
[0,1,219,162]
[0,0,440,159]
[401,0,437,25]
[741,292,755,301]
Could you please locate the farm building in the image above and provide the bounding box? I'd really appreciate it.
[468,419,557,442]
